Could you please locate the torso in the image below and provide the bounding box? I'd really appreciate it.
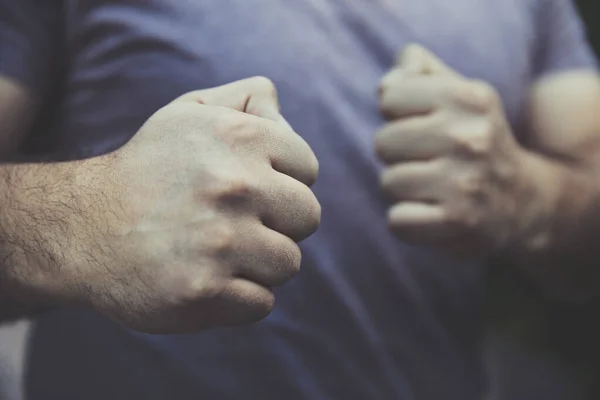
[28,1,541,398]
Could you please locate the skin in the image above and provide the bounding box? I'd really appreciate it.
[2,39,600,333]
[376,44,600,301]
[0,76,321,334]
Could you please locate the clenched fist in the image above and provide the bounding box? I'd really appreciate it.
[68,77,320,333]
[375,45,529,256]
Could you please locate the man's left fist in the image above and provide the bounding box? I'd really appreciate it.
[375,44,528,255]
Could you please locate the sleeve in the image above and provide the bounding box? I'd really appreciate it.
[0,1,63,96]
[532,0,598,78]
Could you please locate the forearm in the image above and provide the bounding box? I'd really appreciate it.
[0,159,101,321]
[506,148,600,301]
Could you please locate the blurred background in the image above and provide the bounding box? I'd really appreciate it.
[483,2,600,400]
[577,0,600,54]
[0,2,600,400]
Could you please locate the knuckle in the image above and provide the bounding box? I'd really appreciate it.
[304,150,320,186]
[377,79,391,99]
[302,190,322,237]
[451,122,494,156]
[278,242,303,278]
[207,174,257,205]
[378,71,403,116]
[173,89,205,105]
[379,168,396,193]
[495,159,518,182]
[282,134,319,186]
[214,112,262,144]
[379,100,391,119]
[249,293,276,321]
[203,222,237,256]
[452,80,498,113]
[374,127,392,161]
[378,74,391,95]
[447,205,479,230]
[179,276,226,306]
[387,212,410,237]
[379,91,397,117]
[399,44,421,63]
[377,81,386,98]
[291,186,321,241]
[222,281,275,324]
[308,196,322,234]
[454,171,484,196]
[148,102,196,128]
[248,76,277,95]
[379,98,400,120]
[379,69,401,93]
[141,104,214,148]
[470,80,498,109]
[444,207,465,228]
[470,125,494,155]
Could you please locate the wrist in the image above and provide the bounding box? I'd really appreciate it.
[501,150,600,300]
[503,148,562,256]
[0,158,111,310]
[503,146,597,261]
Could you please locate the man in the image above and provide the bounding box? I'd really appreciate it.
[0,4,322,328]
[1,0,599,399]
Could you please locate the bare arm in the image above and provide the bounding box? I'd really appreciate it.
[492,0,600,300]
[0,4,322,332]
[508,70,600,300]
[0,1,84,320]
[0,157,97,320]
[0,76,321,333]
[0,74,65,319]
[0,77,102,319]
[376,41,600,301]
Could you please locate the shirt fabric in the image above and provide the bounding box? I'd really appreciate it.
[0,1,596,399]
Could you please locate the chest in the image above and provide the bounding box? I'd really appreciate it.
[63,0,537,121]
[45,0,544,164]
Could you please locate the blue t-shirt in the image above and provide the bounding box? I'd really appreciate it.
[0,1,597,399]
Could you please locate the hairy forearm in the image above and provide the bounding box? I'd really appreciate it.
[507,149,600,301]
[0,159,101,321]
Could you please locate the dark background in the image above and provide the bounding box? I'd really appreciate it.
[484,3,600,399]
[577,0,600,53]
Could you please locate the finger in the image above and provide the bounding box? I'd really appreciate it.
[176,76,281,122]
[209,279,276,327]
[258,170,321,242]
[380,161,445,203]
[379,73,458,120]
[375,115,453,164]
[397,44,460,77]
[241,77,282,122]
[387,202,457,245]
[262,119,319,187]
[397,43,430,74]
[233,225,302,288]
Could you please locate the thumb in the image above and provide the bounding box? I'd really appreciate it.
[398,44,459,77]
[175,76,282,122]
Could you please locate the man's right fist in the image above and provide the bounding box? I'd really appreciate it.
[71,77,320,333]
